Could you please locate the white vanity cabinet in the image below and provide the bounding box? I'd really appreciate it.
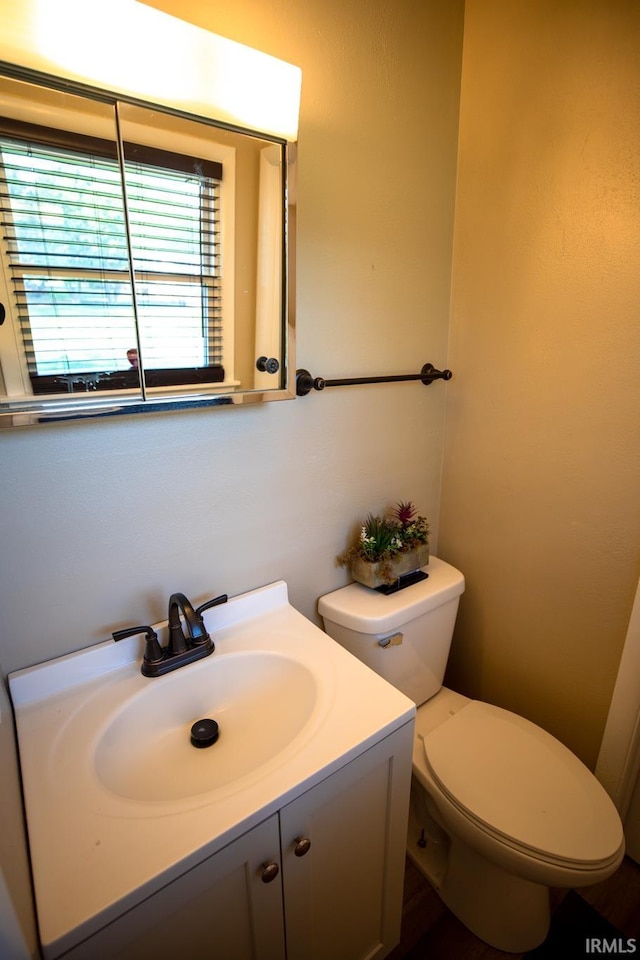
[61,815,286,960]
[281,723,413,960]
[12,581,416,959]
[60,724,413,960]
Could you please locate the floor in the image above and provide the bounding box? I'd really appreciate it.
[386,854,640,960]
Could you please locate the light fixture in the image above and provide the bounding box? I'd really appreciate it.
[0,0,301,140]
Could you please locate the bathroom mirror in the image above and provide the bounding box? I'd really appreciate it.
[0,66,297,427]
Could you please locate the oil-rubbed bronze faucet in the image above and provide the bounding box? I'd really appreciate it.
[113,591,228,677]
[167,592,209,654]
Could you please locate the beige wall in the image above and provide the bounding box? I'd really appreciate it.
[440,0,640,768]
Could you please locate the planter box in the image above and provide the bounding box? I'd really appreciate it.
[350,544,430,589]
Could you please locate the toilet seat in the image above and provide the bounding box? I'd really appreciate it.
[422,700,623,870]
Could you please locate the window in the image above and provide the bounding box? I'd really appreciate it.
[0,119,225,396]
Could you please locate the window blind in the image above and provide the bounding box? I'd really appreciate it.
[123,149,222,372]
[0,127,223,386]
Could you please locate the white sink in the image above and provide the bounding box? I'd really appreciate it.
[10,580,415,958]
[95,651,317,801]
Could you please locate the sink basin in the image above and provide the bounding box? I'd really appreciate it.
[95,651,317,801]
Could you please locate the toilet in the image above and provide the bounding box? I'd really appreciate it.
[318,556,625,953]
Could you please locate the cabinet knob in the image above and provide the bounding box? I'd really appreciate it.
[294,836,311,857]
[261,861,280,883]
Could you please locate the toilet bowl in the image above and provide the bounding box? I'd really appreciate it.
[318,557,624,952]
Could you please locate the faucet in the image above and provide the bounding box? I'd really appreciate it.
[113,591,228,677]
[168,592,210,655]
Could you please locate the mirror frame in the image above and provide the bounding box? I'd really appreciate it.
[0,59,297,428]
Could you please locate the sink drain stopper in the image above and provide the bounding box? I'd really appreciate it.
[190,718,219,748]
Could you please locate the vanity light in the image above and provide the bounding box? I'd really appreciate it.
[0,0,301,140]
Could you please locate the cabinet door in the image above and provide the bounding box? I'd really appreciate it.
[280,722,413,960]
[61,815,285,960]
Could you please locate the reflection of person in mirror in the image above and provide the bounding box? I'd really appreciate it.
[127,348,139,369]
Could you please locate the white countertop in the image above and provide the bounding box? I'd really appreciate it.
[10,580,415,957]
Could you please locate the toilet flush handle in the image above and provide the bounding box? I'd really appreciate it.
[378,632,403,648]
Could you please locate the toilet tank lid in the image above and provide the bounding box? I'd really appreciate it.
[318,556,465,635]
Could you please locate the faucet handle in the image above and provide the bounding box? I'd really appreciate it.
[183,594,227,650]
[112,625,165,666]
[196,594,228,617]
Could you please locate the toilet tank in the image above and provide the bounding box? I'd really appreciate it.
[318,556,465,705]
